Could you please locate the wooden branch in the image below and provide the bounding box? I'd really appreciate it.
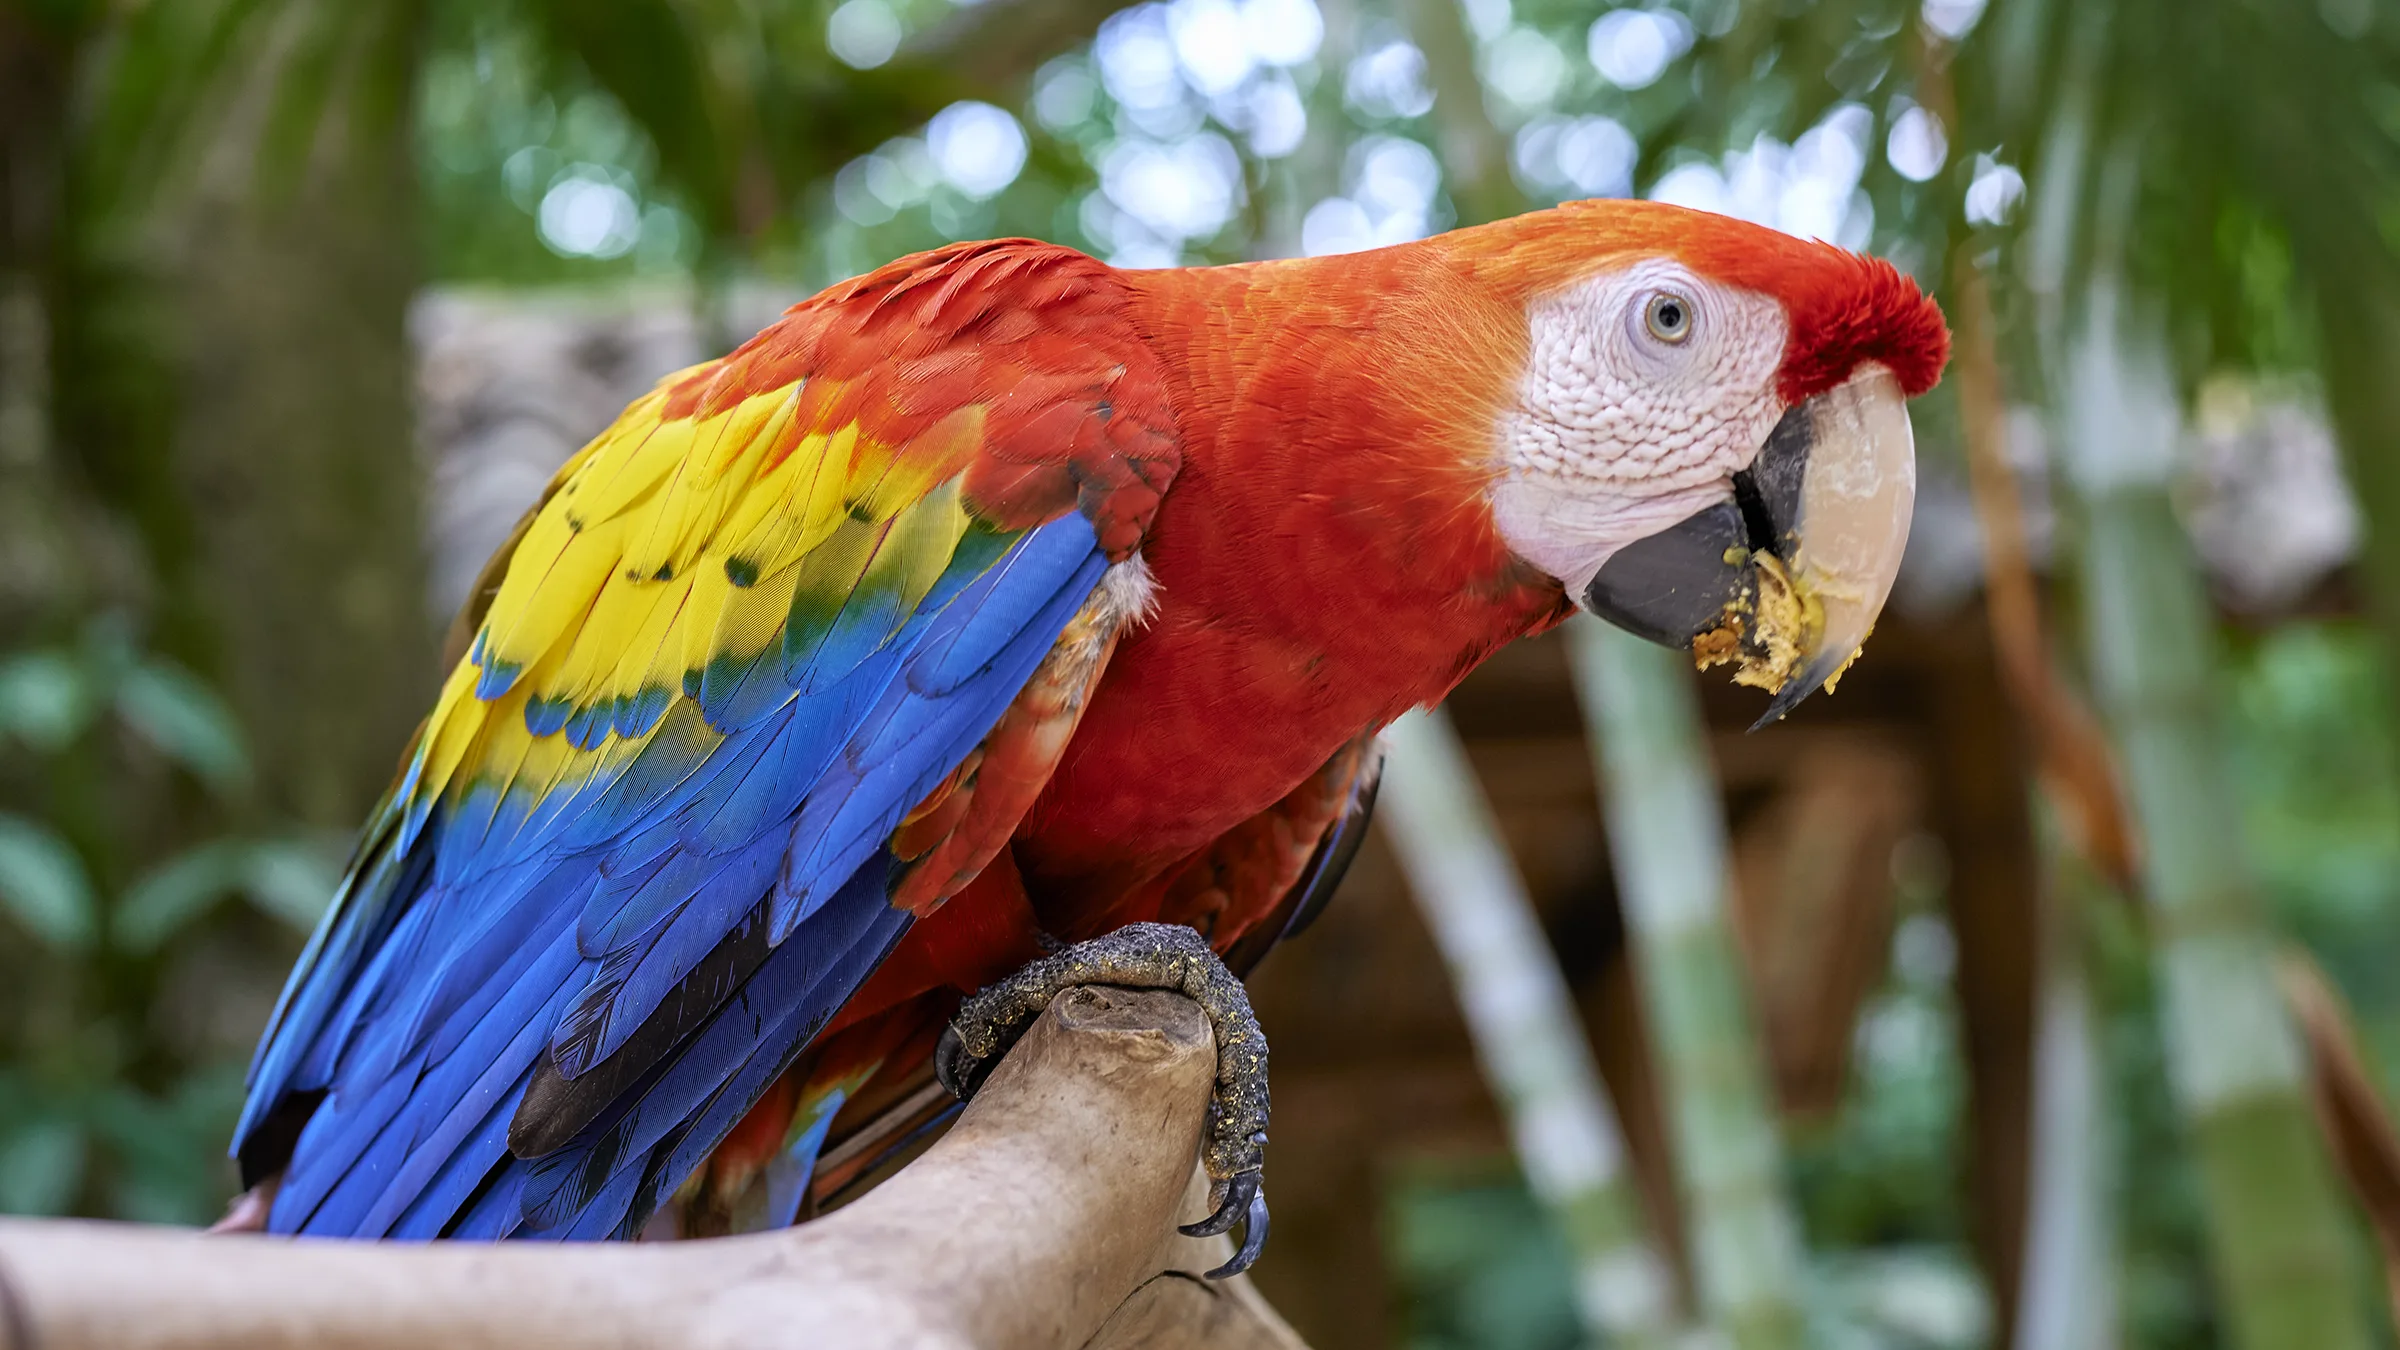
[0,988,1305,1350]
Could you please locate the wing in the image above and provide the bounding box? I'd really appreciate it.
[1219,735,1383,974]
[233,239,1179,1241]
[1147,734,1385,960]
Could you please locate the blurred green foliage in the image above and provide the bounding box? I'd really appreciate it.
[1385,1158,1583,1350]
[0,618,340,1224]
[2231,624,2400,1017]
[2083,884,2218,1349]
[1787,911,1969,1260]
[416,18,700,284]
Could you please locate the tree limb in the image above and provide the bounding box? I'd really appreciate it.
[0,987,1302,1350]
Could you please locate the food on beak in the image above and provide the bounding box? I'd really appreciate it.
[1583,364,1916,725]
[1690,551,1812,693]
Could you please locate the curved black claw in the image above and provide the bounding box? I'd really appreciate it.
[1202,1183,1271,1279]
[932,1022,987,1101]
[1180,1167,1259,1239]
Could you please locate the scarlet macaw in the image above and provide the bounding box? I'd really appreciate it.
[229,201,1947,1272]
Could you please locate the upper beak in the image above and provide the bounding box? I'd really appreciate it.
[1579,364,1916,727]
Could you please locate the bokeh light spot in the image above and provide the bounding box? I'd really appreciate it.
[1587,8,1693,91]
[1241,0,1325,66]
[1483,27,1568,110]
[827,0,903,69]
[1347,38,1435,120]
[1244,75,1308,158]
[1965,154,2026,226]
[1886,102,1949,182]
[928,102,1029,199]
[1919,0,1986,42]
[537,172,640,258]
[1033,59,1100,132]
[1647,105,1875,246]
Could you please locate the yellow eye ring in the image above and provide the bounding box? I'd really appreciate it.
[1645,292,1694,343]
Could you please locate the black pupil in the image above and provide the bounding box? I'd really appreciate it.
[1656,300,1683,330]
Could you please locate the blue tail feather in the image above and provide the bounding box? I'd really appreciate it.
[444,1165,529,1241]
[517,864,903,1231]
[622,910,911,1234]
[555,830,787,1078]
[349,938,585,1236]
[387,1088,520,1240]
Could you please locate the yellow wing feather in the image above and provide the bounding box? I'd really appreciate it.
[414,364,990,819]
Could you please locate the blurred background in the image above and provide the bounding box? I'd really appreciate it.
[2,0,2398,1346]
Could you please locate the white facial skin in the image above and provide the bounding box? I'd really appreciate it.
[1488,260,1789,596]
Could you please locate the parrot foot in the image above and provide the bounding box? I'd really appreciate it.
[934,921,1271,1279]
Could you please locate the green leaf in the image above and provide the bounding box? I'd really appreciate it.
[0,651,96,751]
[111,837,343,950]
[242,840,341,931]
[111,841,253,954]
[0,814,97,951]
[0,1121,88,1216]
[88,1078,242,1226]
[116,660,249,790]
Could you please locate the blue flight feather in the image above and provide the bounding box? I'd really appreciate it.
[517,866,904,1231]
[236,511,1106,1243]
[768,553,1100,941]
[445,1166,528,1241]
[387,1090,520,1240]
[596,904,912,1239]
[554,830,786,1078]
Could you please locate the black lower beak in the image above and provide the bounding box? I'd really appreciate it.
[1575,366,1918,728]
[1582,396,1809,643]
[1578,499,1756,649]
[1579,476,1827,731]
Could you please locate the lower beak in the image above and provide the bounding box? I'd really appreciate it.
[1579,365,1917,726]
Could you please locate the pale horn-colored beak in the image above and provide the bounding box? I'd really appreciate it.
[1578,363,1918,726]
[1743,363,1917,723]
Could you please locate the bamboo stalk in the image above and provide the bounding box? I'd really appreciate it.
[1378,709,1680,1347]
[1567,621,1807,1350]
[2059,281,2369,1350]
[1945,246,2128,1347]
[1948,250,2138,889]
[2011,822,2118,1350]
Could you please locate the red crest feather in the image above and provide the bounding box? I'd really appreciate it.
[1757,246,1950,403]
[1441,199,1952,404]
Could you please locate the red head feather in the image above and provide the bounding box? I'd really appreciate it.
[1749,245,1950,403]
[1436,199,1952,404]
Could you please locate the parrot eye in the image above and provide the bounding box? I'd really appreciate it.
[1644,292,1694,344]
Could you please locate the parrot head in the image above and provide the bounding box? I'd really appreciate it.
[1449,200,1949,722]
